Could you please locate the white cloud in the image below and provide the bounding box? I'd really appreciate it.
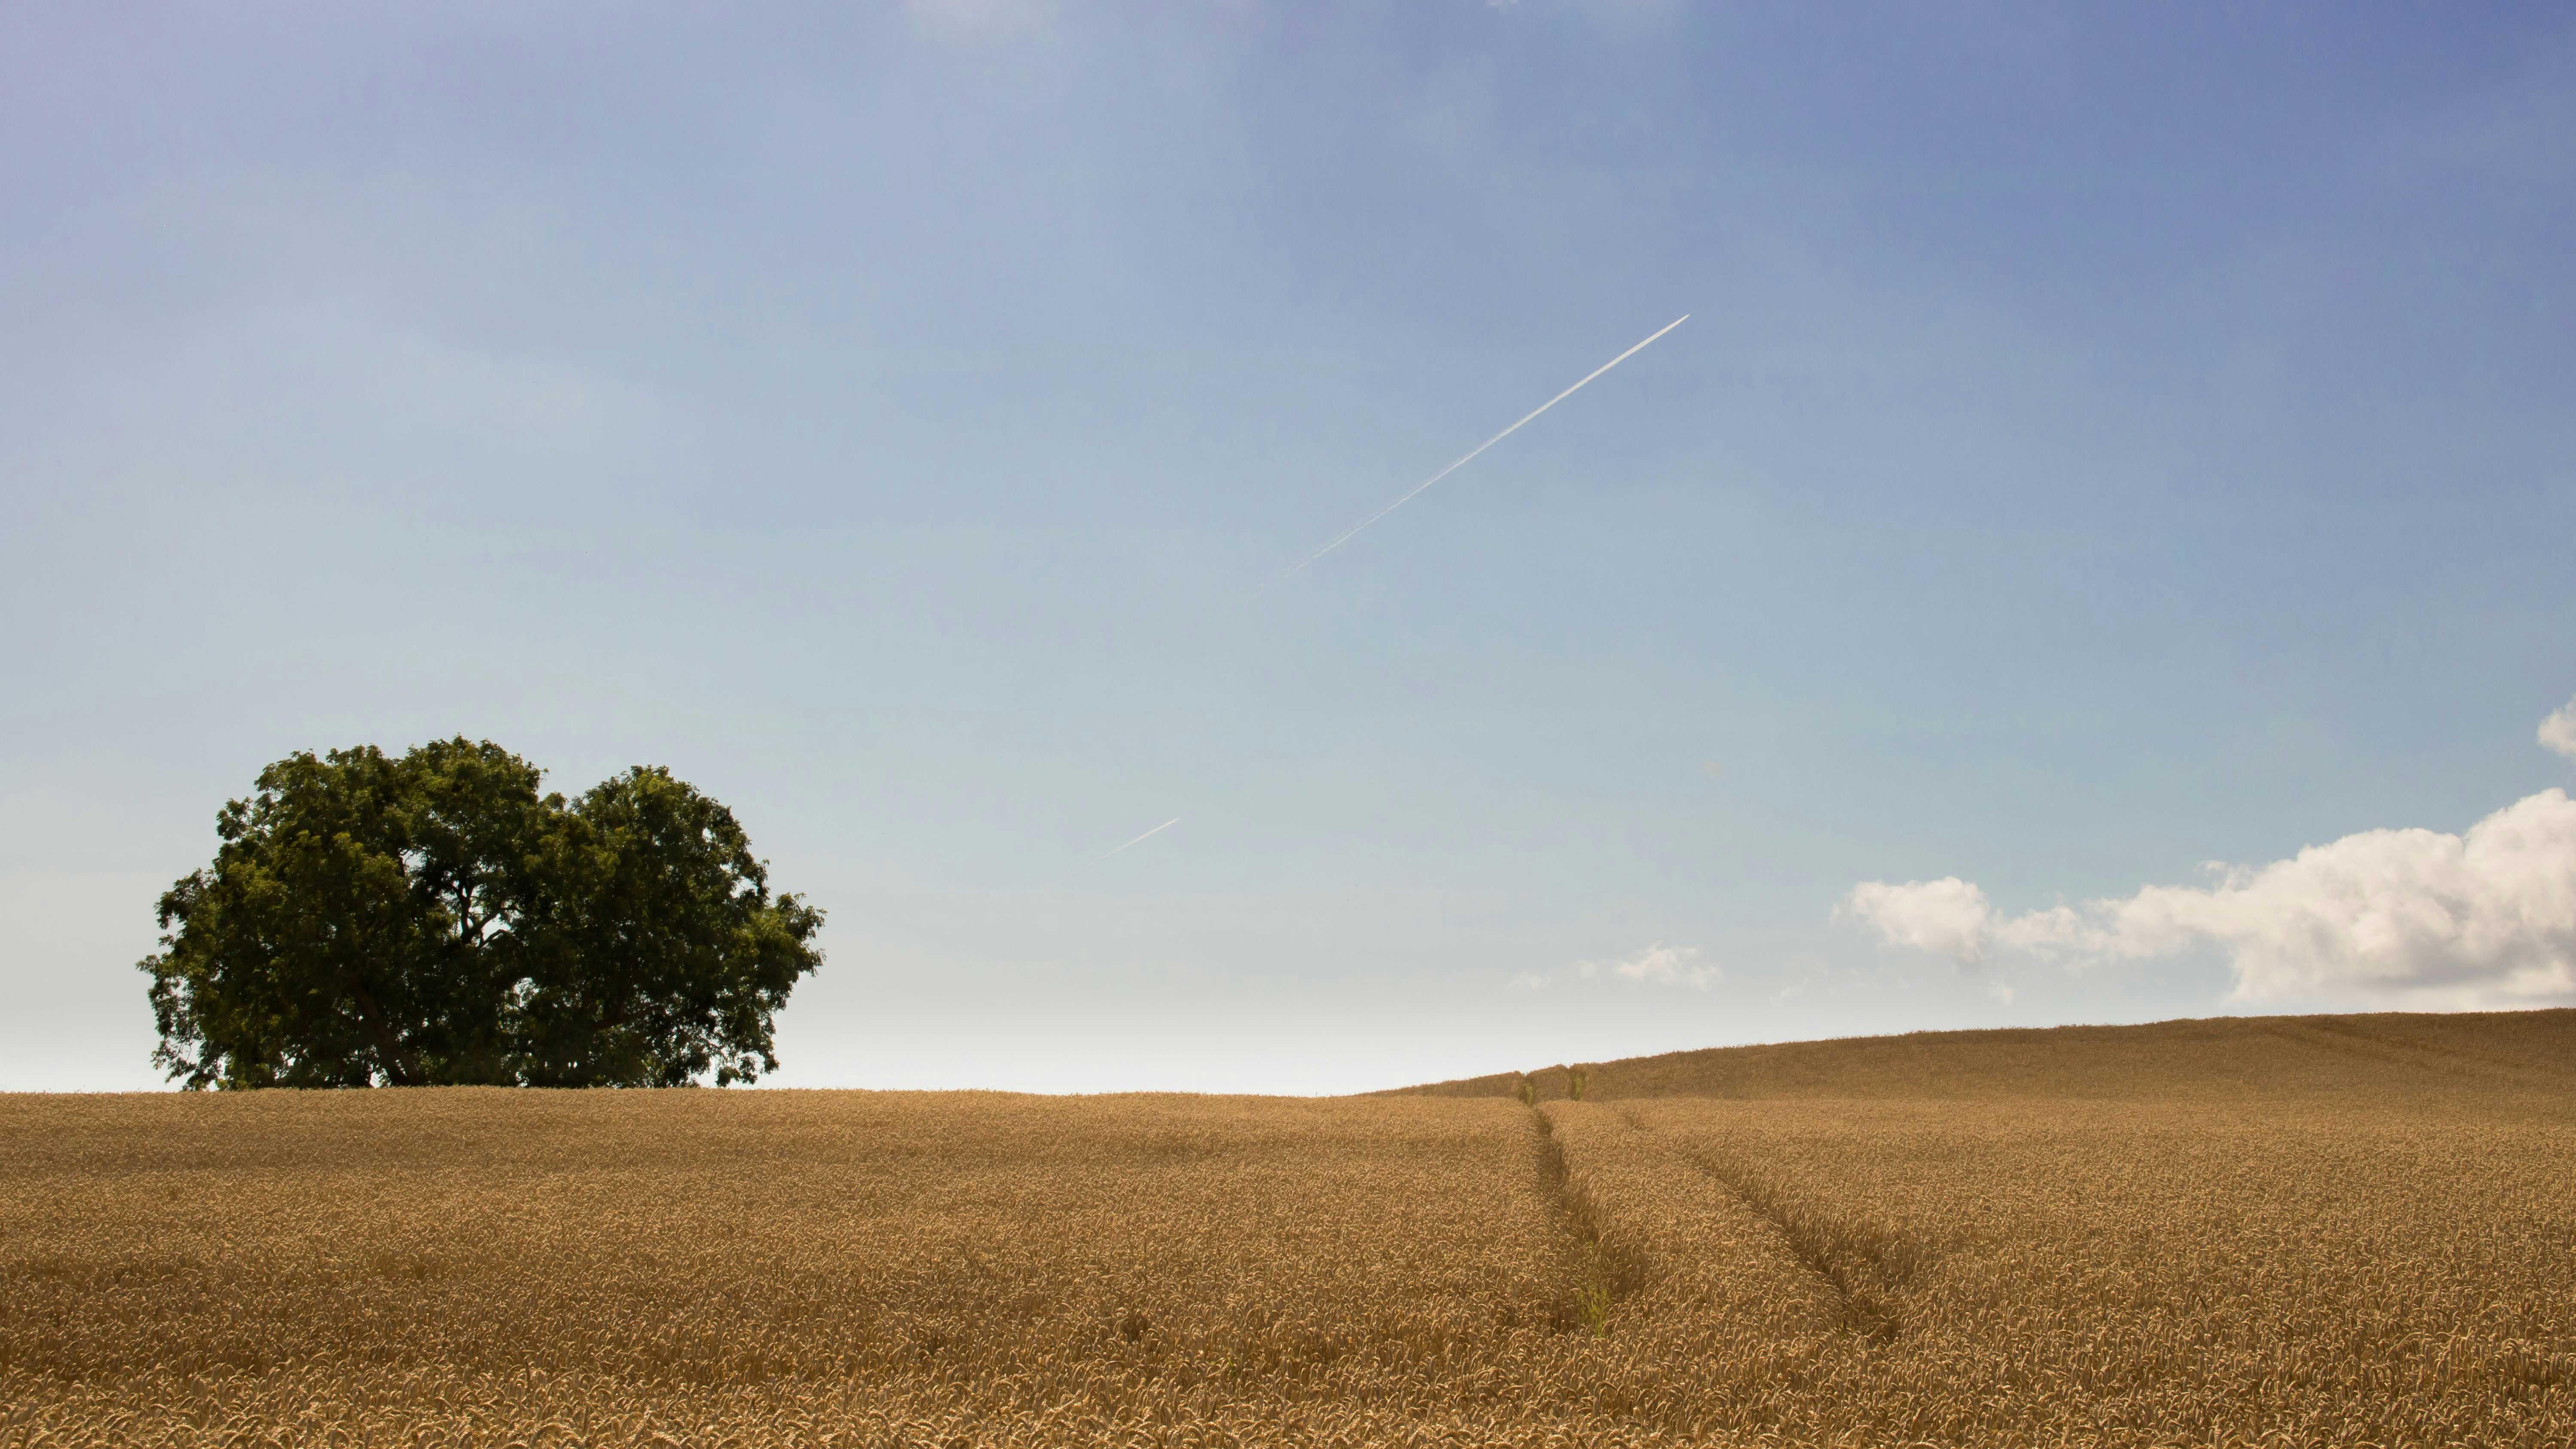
[1838,876,1997,962]
[1578,941,1722,989]
[1519,942,1720,989]
[1843,788,2576,1009]
[2540,695,2576,761]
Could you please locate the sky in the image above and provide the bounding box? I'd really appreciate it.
[5,1,2573,1094]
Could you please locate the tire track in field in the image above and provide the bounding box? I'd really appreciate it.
[1613,1107,1922,1344]
[1527,1105,1644,1335]
[1533,1102,1849,1352]
[1664,1150,1911,1342]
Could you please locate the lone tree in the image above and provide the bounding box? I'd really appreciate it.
[139,739,823,1088]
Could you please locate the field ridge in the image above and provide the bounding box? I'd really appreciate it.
[1381,1006,2576,1101]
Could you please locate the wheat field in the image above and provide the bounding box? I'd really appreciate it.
[7,1011,2575,1446]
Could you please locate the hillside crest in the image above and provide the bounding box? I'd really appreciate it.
[1379,1008,2576,1101]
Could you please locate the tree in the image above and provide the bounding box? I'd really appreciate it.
[512,766,825,1088]
[140,740,823,1089]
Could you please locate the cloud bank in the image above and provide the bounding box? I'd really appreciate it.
[1842,706,2576,1009]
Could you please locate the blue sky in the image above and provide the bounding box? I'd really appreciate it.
[6,1,2573,1092]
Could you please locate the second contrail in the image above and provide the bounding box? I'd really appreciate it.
[1282,313,1689,576]
[1100,817,1181,859]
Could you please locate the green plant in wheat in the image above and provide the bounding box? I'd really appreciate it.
[1577,1280,1611,1336]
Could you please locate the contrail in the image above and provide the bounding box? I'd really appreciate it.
[1100,817,1180,859]
[1282,313,1689,576]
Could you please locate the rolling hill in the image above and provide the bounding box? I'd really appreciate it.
[9,1008,2574,1445]
[1384,1006,2576,1102]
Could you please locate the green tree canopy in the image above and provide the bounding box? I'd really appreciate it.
[140,740,823,1088]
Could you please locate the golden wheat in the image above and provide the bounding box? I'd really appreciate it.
[7,1012,2574,1446]
[1543,1092,2576,1445]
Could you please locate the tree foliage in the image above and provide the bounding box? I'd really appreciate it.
[140,740,822,1088]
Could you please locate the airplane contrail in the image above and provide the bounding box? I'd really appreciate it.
[1100,817,1181,859]
[1282,313,1689,576]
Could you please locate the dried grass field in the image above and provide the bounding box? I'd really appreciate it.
[7,1011,2576,1447]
